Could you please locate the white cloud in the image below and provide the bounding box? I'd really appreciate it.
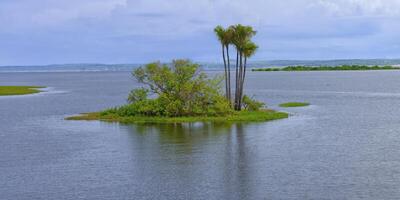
[3,0,398,34]
[32,0,127,25]
[1,0,400,65]
[0,0,127,28]
[314,0,400,17]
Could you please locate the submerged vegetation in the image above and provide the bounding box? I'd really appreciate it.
[252,65,400,72]
[0,86,44,96]
[279,102,310,107]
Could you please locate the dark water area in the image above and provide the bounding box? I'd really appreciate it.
[1,71,400,199]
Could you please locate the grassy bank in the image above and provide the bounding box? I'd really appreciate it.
[66,109,289,124]
[279,102,310,107]
[0,86,45,96]
[252,65,400,72]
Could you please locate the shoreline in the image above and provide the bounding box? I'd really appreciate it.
[252,65,400,72]
[66,110,289,124]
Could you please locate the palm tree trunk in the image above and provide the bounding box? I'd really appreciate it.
[239,56,247,107]
[236,52,243,111]
[226,45,232,105]
[235,50,239,110]
[222,44,228,100]
[239,53,245,110]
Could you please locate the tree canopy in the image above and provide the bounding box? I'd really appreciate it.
[125,60,232,117]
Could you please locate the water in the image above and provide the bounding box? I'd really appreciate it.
[2,59,400,73]
[1,71,400,199]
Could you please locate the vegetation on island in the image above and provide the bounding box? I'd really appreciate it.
[66,110,288,124]
[252,65,400,72]
[0,86,44,96]
[279,102,310,107]
[68,25,289,124]
[68,59,288,123]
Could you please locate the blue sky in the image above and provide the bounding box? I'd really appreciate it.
[1,0,400,65]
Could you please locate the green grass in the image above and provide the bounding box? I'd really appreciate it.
[279,102,310,107]
[252,65,400,72]
[66,109,289,124]
[0,86,45,96]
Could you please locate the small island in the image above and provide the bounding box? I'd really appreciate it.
[0,86,44,96]
[279,102,310,107]
[68,60,288,124]
[66,110,288,124]
[68,25,289,124]
[252,65,400,72]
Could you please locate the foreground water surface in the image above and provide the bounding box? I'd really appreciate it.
[1,71,400,200]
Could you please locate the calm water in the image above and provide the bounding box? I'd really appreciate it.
[1,71,400,200]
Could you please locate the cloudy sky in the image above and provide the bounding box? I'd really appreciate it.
[1,0,400,65]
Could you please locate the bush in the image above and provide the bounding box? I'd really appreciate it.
[128,88,149,103]
[242,95,265,111]
[119,60,233,117]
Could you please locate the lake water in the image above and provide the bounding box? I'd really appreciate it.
[1,71,400,200]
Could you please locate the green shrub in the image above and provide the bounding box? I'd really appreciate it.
[128,88,149,103]
[118,60,233,117]
[242,95,265,111]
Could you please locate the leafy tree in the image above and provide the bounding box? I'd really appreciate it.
[125,60,231,117]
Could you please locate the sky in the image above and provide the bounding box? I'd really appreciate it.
[1,0,400,65]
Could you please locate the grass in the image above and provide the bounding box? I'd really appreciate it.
[279,102,310,107]
[0,86,45,96]
[66,109,289,124]
[252,65,400,72]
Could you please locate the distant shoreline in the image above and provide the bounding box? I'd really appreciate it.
[252,65,400,72]
[2,59,400,73]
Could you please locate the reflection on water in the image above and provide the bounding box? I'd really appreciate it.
[115,122,257,199]
[129,122,235,142]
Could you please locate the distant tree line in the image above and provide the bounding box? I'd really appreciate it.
[252,65,400,71]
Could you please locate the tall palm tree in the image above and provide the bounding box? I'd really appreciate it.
[238,41,258,107]
[214,26,232,103]
[230,24,256,110]
[225,28,234,104]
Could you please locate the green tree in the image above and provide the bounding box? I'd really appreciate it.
[129,60,231,117]
[228,24,257,110]
[239,41,258,107]
[214,26,233,103]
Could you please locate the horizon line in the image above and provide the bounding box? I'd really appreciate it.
[2,58,400,67]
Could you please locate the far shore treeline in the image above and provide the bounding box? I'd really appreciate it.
[252,65,400,72]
